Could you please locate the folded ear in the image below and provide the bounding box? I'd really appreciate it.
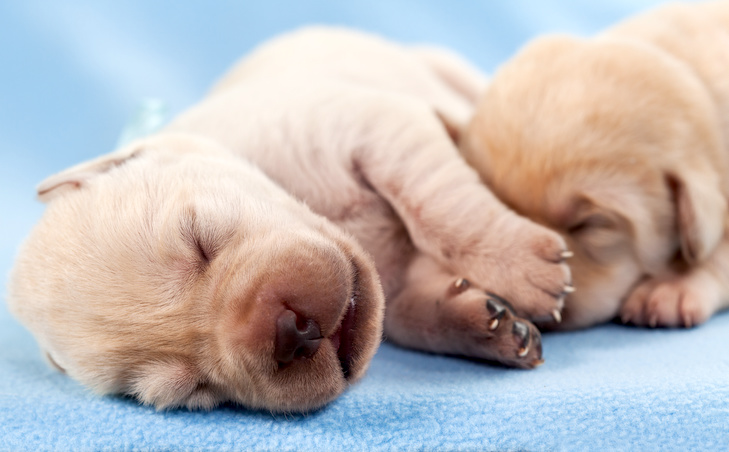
[36,144,143,203]
[434,110,465,145]
[667,171,727,264]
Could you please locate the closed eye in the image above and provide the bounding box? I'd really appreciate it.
[567,211,627,263]
[193,235,211,264]
[567,213,616,235]
[180,207,219,267]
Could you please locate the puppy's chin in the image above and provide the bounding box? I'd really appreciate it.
[537,182,678,330]
[552,247,645,330]
[8,139,384,413]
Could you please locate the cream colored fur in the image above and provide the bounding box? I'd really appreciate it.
[9,27,571,412]
[463,1,729,329]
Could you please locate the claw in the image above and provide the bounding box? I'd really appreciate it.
[532,358,545,367]
[454,278,469,290]
[551,309,562,323]
[449,278,471,296]
[486,298,506,331]
[512,321,531,358]
[563,285,575,294]
[561,250,574,259]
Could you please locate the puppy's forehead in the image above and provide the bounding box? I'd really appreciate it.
[478,41,692,212]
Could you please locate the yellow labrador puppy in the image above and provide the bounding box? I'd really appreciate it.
[463,1,729,330]
[9,28,571,413]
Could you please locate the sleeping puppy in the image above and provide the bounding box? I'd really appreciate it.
[8,28,572,413]
[462,1,729,330]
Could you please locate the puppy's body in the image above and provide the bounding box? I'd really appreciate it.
[463,1,729,329]
[9,28,571,412]
[168,29,477,297]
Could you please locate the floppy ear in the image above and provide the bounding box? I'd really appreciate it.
[44,351,66,374]
[36,144,143,203]
[434,110,466,145]
[667,171,727,264]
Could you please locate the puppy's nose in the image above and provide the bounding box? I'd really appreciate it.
[275,309,323,364]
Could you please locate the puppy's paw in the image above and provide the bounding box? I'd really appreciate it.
[620,272,719,328]
[440,279,544,368]
[467,215,573,325]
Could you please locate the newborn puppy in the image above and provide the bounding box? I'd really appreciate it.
[9,27,571,413]
[462,2,729,330]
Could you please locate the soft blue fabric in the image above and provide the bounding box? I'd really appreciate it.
[2,1,726,450]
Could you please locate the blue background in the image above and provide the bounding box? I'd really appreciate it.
[3,1,727,450]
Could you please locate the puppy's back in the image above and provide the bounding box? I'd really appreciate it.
[209,26,485,130]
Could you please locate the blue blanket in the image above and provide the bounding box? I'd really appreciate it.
[3,313,728,450]
[2,1,727,450]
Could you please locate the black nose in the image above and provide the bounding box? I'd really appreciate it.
[275,309,323,365]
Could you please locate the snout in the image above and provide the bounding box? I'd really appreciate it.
[258,241,352,337]
[221,233,377,363]
[257,241,363,378]
[213,228,384,411]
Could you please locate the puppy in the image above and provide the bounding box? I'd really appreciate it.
[9,27,571,413]
[462,1,729,330]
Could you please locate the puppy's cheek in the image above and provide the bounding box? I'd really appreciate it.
[560,253,642,328]
[127,358,217,410]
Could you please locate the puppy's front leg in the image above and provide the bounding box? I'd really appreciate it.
[353,94,572,322]
[621,233,729,328]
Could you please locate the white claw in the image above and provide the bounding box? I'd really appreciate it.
[563,285,575,294]
[552,309,562,323]
[454,278,467,289]
[488,318,499,331]
[561,250,574,259]
[518,346,529,358]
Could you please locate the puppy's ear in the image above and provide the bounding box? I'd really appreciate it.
[36,144,142,203]
[44,351,66,374]
[435,110,465,145]
[667,171,726,264]
[128,358,220,411]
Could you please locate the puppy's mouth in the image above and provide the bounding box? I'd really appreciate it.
[329,262,360,379]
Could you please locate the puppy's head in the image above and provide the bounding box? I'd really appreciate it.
[463,35,727,327]
[9,133,384,412]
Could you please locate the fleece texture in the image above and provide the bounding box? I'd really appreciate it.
[2,313,728,450]
[2,0,727,450]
